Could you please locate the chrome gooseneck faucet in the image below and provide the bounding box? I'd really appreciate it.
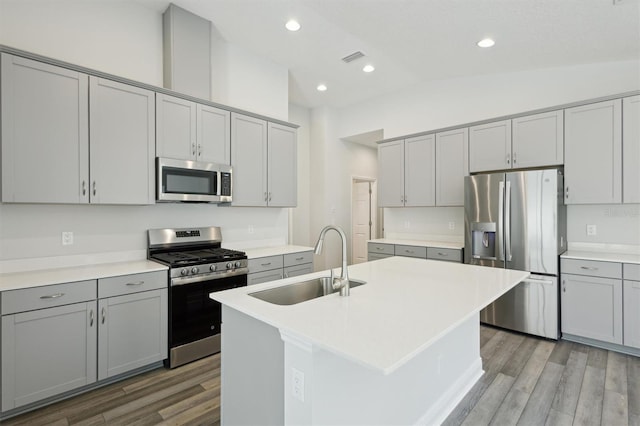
[314,225,350,296]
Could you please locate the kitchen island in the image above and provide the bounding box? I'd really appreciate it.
[211,256,528,425]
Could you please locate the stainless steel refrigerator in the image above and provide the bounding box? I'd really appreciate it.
[464,168,566,339]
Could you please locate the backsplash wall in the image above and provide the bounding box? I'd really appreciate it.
[567,204,640,248]
[383,207,464,242]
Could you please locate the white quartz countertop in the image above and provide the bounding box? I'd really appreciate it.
[211,256,528,374]
[368,238,464,250]
[241,245,314,259]
[0,260,167,292]
[562,250,640,265]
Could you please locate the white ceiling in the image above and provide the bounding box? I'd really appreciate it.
[135,0,640,109]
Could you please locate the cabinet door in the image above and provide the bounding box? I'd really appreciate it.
[267,123,297,207]
[89,77,155,204]
[231,113,268,206]
[561,274,623,344]
[435,128,468,206]
[623,280,640,349]
[512,110,563,168]
[284,263,313,279]
[1,53,89,203]
[378,140,404,207]
[564,100,622,204]
[469,120,512,173]
[197,104,231,165]
[2,301,97,411]
[623,96,640,204]
[404,135,436,207]
[98,289,168,380]
[155,93,197,160]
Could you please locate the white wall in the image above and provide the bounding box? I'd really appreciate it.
[0,0,292,271]
[567,204,640,247]
[383,208,464,243]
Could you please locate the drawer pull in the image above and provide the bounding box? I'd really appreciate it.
[376,247,383,250]
[261,262,272,266]
[90,309,94,327]
[101,307,106,324]
[295,257,304,261]
[580,266,598,271]
[40,293,65,299]
[437,252,449,256]
[405,250,414,254]
[126,281,145,286]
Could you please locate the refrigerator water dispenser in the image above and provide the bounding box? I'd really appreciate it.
[471,222,496,259]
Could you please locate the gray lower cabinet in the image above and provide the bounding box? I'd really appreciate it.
[368,242,462,263]
[97,271,167,380]
[1,281,98,412]
[623,264,640,349]
[247,251,313,285]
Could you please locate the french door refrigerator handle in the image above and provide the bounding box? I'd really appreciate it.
[505,180,512,261]
[498,180,505,261]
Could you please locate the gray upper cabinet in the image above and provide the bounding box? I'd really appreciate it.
[1,53,89,203]
[231,113,297,207]
[469,120,512,173]
[231,113,268,206]
[378,135,435,207]
[564,99,622,204]
[89,77,155,204]
[155,93,197,160]
[156,93,231,165]
[623,95,640,204]
[435,128,468,206]
[267,122,297,207]
[511,110,563,168]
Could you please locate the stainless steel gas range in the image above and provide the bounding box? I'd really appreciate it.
[148,226,248,368]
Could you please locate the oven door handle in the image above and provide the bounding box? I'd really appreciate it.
[171,268,249,286]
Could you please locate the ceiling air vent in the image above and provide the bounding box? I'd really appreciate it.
[342,51,365,63]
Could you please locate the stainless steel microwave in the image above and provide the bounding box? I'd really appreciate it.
[157,157,232,203]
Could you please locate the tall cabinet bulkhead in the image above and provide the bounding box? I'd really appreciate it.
[230,113,297,207]
[1,53,156,204]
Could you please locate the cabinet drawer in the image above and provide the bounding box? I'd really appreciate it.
[368,243,394,255]
[624,263,640,281]
[368,253,393,261]
[247,270,284,286]
[561,258,622,279]
[98,271,167,299]
[394,245,427,258]
[284,263,314,279]
[283,251,313,268]
[248,255,284,273]
[2,280,97,315]
[427,247,463,263]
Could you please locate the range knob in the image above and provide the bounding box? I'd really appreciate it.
[235,261,242,268]
[191,267,199,274]
[210,264,217,272]
[226,262,233,270]
[180,268,188,276]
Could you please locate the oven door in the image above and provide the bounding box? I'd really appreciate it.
[169,273,246,349]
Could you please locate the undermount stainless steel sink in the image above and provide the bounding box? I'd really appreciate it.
[249,277,366,305]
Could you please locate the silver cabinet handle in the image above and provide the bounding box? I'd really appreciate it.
[437,252,449,256]
[513,152,517,164]
[82,180,86,196]
[93,181,96,196]
[284,272,289,278]
[192,143,196,156]
[580,266,598,271]
[376,247,383,250]
[264,192,268,202]
[197,144,202,157]
[40,293,65,299]
[295,257,304,261]
[90,309,94,327]
[562,280,566,292]
[101,307,106,324]
[565,186,569,199]
[268,192,272,202]
[405,250,414,254]
[261,262,272,266]
[506,153,510,165]
[126,281,145,286]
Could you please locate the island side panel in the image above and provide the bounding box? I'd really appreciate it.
[220,306,284,425]
[281,314,482,425]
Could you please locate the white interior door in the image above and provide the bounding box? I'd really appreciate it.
[352,181,371,264]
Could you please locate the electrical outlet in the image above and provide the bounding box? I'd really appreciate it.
[292,368,305,402]
[404,221,410,229]
[61,231,74,246]
[448,222,455,230]
[248,225,254,234]
[586,225,597,236]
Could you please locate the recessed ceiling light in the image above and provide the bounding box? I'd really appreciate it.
[285,20,301,32]
[363,64,375,73]
[317,84,327,92]
[477,38,495,48]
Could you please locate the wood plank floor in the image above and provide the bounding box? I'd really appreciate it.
[2,326,638,425]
